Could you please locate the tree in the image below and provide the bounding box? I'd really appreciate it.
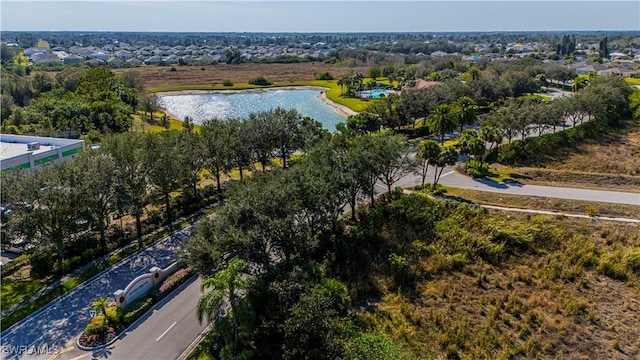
[140,92,160,122]
[245,112,276,171]
[454,96,478,133]
[427,104,457,143]
[32,72,53,94]
[572,77,588,92]
[105,132,152,247]
[226,118,253,181]
[272,107,304,169]
[225,48,243,64]
[458,129,486,166]
[119,69,145,92]
[432,146,458,189]
[148,131,183,222]
[197,257,249,347]
[599,36,609,58]
[201,118,231,191]
[282,279,351,359]
[179,130,205,199]
[92,297,109,318]
[74,151,118,254]
[416,139,440,187]
[479,126,503,160]
[3,163,81,272]
[346,112,381,135]
[369,66,381,80]
[373,135,416,195]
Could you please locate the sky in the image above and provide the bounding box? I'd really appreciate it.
[1,1,639,33]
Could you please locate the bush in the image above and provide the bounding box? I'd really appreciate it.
[222,79,234,86]
[248,76,272,86]
[315,72,334,80]
[123,297,154,324]
[105,306,123,324]
[159,267,192,293]
[84,315,107,335]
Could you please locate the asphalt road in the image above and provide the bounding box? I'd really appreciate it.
[97,277,207,360]
[388,166,639,206]
[0,226,193,360]
[438,170,640,205]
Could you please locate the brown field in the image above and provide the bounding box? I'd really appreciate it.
[114,63,369,91]
[506,122,640,191]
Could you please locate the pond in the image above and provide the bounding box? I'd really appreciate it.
[158,88,347,132]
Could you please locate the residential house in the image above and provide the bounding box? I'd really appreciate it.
[63,55,83,64]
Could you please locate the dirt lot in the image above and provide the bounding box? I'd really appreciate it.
[115,63,368,91]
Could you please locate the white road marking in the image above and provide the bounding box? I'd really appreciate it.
[155,321,177,342]
[440,171,455,178]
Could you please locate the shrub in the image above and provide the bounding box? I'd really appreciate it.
[159,267,192,293]
[222,79,234,86]
[248,76,271,86]
[105,306,123,324]
[84,315,107,335]
[315,72,334,80]
[123,297,154,324]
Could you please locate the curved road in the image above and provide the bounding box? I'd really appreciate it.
[0,226,193,360]
[390,166,640,206]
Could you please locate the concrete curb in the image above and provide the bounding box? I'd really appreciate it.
[76,331,119,351]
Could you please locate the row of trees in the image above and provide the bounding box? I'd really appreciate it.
[1,107,325,271]
[484,76,634,144]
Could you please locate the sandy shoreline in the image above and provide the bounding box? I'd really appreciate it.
[156,86,358,118]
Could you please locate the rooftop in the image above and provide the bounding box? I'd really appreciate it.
[0,134,84,161]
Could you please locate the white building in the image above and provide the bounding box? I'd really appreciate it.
[1,134,85,173]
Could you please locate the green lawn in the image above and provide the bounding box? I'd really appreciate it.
[1,277,47,310]
[304,80,372,112]
[625,78,640,86]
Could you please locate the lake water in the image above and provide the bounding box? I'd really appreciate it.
[158,89,347,132]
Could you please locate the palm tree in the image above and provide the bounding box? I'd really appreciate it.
[479,126,503,161]
[92,297,109,318]
[427,104,458,143]
[571,76,588,92]
[197,257,248,346]
[454,96,478,133]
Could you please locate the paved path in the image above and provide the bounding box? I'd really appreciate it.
[390,166,639,206]
[0,226,193,360]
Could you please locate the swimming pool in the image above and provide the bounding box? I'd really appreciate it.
[359,89,390,99]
